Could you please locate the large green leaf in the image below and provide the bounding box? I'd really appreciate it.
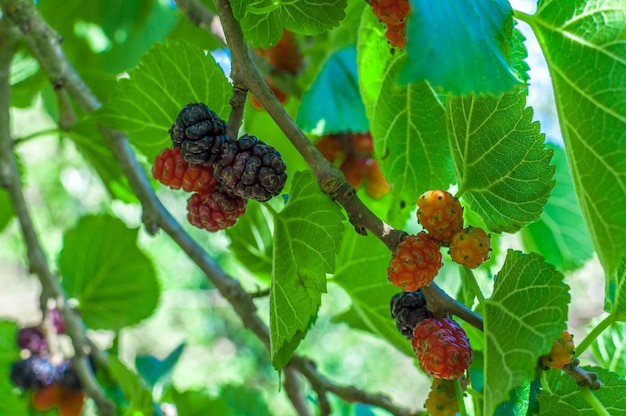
[520,144,593,272]
[172,389,231,416]
[607,257,626,320]
[230,0,347,48]
[0,321,28,416]
[357,9,392,119]
[97,40,231,158]
[399,0,521,95]
[59,214,160,330]
[590,321,626,378]
[296,46,369,135]
[0,190,14,233]
[447,91,555,233]
[483,250,570,416]
[371,57,454,225]
[108,355,156,416]
[529,0,626,278]
[539,366,626,415]
[331,231,413,357]
[270,171,345,369]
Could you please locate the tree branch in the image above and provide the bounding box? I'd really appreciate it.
[1,2,417,415]
[0,14,115,416]
[283,366,312,416]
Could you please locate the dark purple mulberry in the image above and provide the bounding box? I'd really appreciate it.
[169,103,228,166]
[17,326,48,354]
[55,359,83,391]
[390,290,434,339]
[214,134,287,202]
[11,356,57,389]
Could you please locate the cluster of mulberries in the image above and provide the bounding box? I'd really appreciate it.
[153,103,287,232]
[370,0,412,49]
[315,132,390,198]
[10,312,86,416]
[251,29,302,110]
[540,330,576,369]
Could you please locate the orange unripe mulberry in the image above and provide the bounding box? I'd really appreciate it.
[448,227,491,269]
[425,377,468,416]
[388,232,443,292]
[416,190,464,243]
[540,331,575,369]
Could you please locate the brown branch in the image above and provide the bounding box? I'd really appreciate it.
[561,360,602,390]
[284,366,312,416]
[0,14,115,416]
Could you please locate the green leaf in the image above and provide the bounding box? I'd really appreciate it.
[97,40,231,158]
[530,0,626,278]
[520,144,593,272]
[59,214,160,330]
[135,343,185,390]
[108,355,156,416]
[357,9,393,119]
[494,380,530,416]
[171,389,231,416]
[331,231,413,357]
[220,385,271,416]
[590,321,626,378]
[0,321,28,416]
[226,201,274,284]
[296,46,369,135]
[447,91,555,233]
[483,250,570,415]
[0,190,14,233]
[372,57,454,225]
[539,367,626,415]
[399,0,521,95]
[607,257,626,320]
[270,171,345,369]
[231,0,347,48]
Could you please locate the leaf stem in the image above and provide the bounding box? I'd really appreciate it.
[512,9,536,25]
[454,378,467,416]
[14,127,62,145]
[462,267,486,305]
[576,314,615,358]
[580,388,611,416]
[540,370,552,394]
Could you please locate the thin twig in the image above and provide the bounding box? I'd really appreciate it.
[0,14,115,416]
[561,360,602,390]
[284,366,312,416]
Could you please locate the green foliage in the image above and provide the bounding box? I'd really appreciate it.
[530,0,626,278]
[270,171,345,368]
[448,91,555,233]
[539,367,626,415]
[171,389,232,416]
[0,321,28,416]
[0,189,14,232]
[58,214,160,330]
[231,0,347,47]
[136,343,186,393]
[494,380,531,416]
[331,231,413,357]
[296,46,369,135]
[371,57,453,225]
[590,321,626,378]
[98,40,231,158]
[108,355,156,416]
[520,144,593,272]
[607,257,626,320]
[483,250,570,415]
[400,0,521,95]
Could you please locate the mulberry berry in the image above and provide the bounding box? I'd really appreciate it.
[388,233,443,292]
[412,318,472,379]
[55,360,82,391]
[540,331,575,369]
[425,377,467,416]
[371,0,412,48]
[17,326,48,354]
[187,190,247,232]
[11,356,57,389]
[390,290,433,339]
[169,103,227,166]
[417,190,464,244]
[263,29,302,74]
[214,134,287,202]
[152,148,218,193]
[448,227,491,269]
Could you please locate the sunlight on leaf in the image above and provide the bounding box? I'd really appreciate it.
[270,171,345,369]
[484,250,569,415]
[530,0,626,278]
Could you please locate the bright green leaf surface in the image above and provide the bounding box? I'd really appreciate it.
[0,190,14,232]
[607,257,626,319]
[98,40,231,158]
[220,385,272,416]
[297,46,369,135]
[231,0,347,48]
[270,171,345,369]
[172,389,231,416]
[494,380,530,416]
[520,144,593,272]
[331,231,413,357]
[448,91,555,233]
[372,57,454,225]
[0,321,28,416]
[529,0,626,278]
[539,366,626,415]
[483,250,570,415]
[357,9,393,119]
[59,215,160,330]
[108,355,156,416]
[590,321,626,377]
[226,201,274,284]
[399,0,521,95]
